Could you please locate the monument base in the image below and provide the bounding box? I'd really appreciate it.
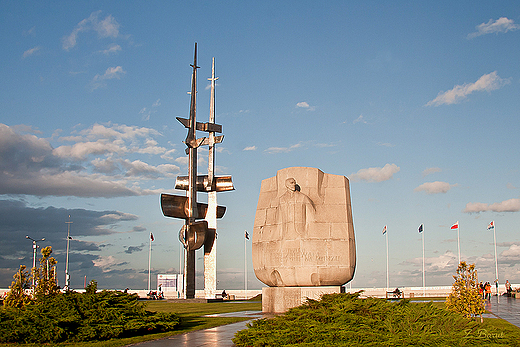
[262,286,343,313]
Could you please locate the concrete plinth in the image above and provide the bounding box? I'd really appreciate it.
[262,286,342,313]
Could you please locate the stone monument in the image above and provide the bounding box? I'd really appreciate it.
[253,167,355,312]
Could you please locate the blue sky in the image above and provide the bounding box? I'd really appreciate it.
[1,1,519,290]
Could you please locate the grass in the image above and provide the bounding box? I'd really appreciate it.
[0,300,262,347]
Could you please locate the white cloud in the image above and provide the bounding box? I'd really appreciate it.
[62,11,120,51]
[414,181,454,194]
[349,163,400,182]
[94,66,125,80]
[100,212,138,221]
[140,99,161,121]
[120,159,178,178]
[0,123,173,198]
[79,123,160,141]
[175,156,188,165]
[353,115,367,124]
[426,71,510,106]
[160,149,177,161]
[422,167,441,177]
[377,142,394,147]
[22,46,41,59]
[296,101,315,111]
[54,140,126,160]
[468,17,520,39]
[243,146,256,151]
[91,66,126,90]
[93,255,124,271]
[500,244,520,265]
[463,198,520,213]
[266,142,303,154]
[101,43,122,55]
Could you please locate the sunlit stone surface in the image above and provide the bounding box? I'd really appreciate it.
[253,167,356,311]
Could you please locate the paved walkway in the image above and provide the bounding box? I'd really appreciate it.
[127,311,263,347]
[486,295,520,328]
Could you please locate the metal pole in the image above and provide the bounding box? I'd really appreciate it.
[26,235,45,289]
[386,230,389,291]
[422,226,425,297]
[457,226,461,264]
[493,222,498,294]
[204,57,219,299]
[244,230,248,299]
[185,43,200,299]
[32,242,37,288]
[65,215,72,289]
[148,233,152,293]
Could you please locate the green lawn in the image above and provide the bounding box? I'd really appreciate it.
[0,300,262,347]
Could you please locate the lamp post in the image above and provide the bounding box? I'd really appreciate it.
[65,215,73,289]
[26,235,45,288]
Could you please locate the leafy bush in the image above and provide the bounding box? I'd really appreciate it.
[233,292,511,346]
[445,261,485,319]
[2,265,31,308]
[0,289,180,343]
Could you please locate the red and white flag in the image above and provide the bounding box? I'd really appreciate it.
[487,221,495,230]
[451,221,459,230]
[150,232,154,241]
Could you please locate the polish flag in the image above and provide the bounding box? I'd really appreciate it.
[451,221,459,230]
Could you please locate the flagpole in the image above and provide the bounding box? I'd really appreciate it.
[493,221,498,288]
[457,225,461,264]
[386,229,389,291]
[244,230,248,300]
[422,225,425,297]
[148,233,152,293]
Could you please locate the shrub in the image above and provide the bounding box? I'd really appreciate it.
[233,292,509,346]
[445,261,485,319]
[3,265,31,308]
[0,289,180,343]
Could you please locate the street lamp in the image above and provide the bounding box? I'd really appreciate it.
[26,235,45,288]
[65,215,73,290]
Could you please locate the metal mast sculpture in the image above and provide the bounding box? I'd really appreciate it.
[161,43,233,299]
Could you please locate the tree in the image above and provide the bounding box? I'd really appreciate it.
[445,261,484,321]
[3,265,31,308]
[32,246,60,300]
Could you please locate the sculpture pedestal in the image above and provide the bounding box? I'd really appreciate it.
[262,286,343,313]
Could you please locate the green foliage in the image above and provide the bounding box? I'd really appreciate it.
[446,261,485,319]
[86,279,98,294]
[233,292,512,346]
[3,265,31,308]
[32,246,60,301]
[0,289,180,343]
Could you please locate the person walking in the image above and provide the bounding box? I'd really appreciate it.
[505,280,512,296]
[484,282,492,300]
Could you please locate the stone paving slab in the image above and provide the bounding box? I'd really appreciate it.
[126,311,263,347]
[126,320,252,347]
[487,295,520,328]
